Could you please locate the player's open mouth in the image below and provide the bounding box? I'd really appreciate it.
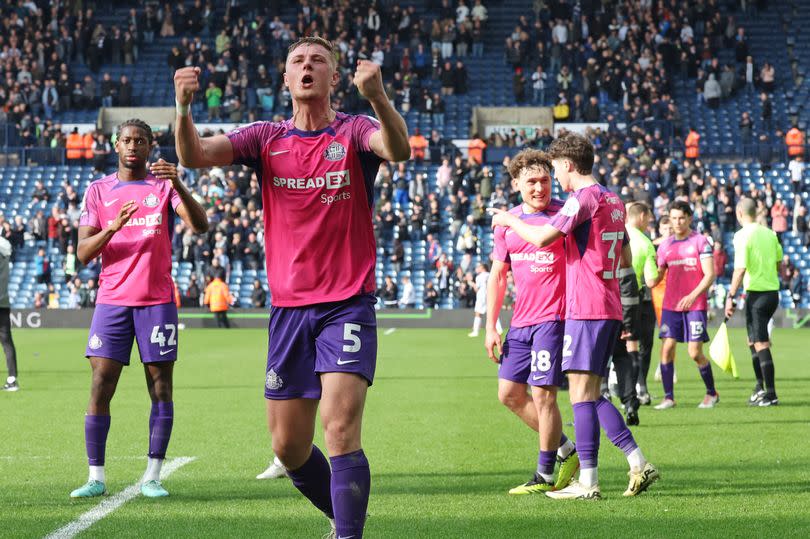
[301,75,314,87]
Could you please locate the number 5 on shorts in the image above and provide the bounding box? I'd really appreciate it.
[343,323,362,352]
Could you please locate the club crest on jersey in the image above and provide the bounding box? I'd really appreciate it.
[265,369,283,390]
[143,193,159,207]
[323,141,346,161]
[89,334,103,350]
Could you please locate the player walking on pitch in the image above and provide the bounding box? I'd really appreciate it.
[725,198,783,406]
[174,36,409,538]
[71,120,209,498]
[648,201,718,410]
[490,133,658,500]
[485,150,578,494]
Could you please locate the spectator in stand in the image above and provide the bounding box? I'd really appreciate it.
[789,155,805,195]
[377,275,399,309]
[770,197,789,243]
[251,279,267,308]
[760,62,775,92]
[779,255,795,290]
[704,74,721,108]
[34,247,50,285]
[423,281,439,309]
[118,75,133,106]
[760,92,773,131]
[789,268,804,305]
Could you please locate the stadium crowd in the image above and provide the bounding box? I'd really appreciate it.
[1,0,809,310]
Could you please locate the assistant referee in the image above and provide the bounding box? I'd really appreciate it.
[725,197,783,407]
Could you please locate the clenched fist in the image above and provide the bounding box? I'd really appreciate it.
[174,66,201,106]
[353,60,385,102]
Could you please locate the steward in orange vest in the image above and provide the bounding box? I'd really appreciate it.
[685,128,700,159]
[66,128,83,160]
[204,277,234,328]
[786,126,804,158]
[82,132,95,160]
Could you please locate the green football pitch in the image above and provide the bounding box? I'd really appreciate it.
[2,327,809,538]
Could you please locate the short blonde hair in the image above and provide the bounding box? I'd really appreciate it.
[287,37,337,70]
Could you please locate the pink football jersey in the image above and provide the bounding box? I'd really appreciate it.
[548,184,627,320]
[79,173,181,306]
[657,231,713,311]
[492,200,566,327]
[227,113,383,307]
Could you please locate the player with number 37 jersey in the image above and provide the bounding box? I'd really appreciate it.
[548,184,627,321]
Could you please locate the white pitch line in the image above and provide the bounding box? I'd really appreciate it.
[384,328,397,335]
[44,456,196,539]
[0,456,146,461]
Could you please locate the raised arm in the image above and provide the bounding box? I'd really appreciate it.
[488,208,563,248]
[174,67,234,168]
[150,159,209,234]
[353,60,410,162]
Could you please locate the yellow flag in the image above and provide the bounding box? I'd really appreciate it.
[709,321,738,378]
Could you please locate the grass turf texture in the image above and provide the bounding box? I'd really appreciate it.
[2,327,809,538]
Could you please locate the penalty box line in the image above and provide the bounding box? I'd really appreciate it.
[44,456,197,539]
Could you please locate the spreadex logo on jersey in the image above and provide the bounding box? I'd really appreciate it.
[107,213,163,236]
[273,170,350,190]
[510,252,556,264]
[668,257,698,268]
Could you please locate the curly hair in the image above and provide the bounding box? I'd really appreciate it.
[116,119,153,144]
[507,149,552,180]
[547,132,594,175]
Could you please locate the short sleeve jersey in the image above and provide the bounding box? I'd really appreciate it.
[628,224,658,290]
[492,200,565,327]
[79,173,181,306]
[227,113,383,307]
[733,222,783,292]
[657,231,714,311]
[547,184,626,321]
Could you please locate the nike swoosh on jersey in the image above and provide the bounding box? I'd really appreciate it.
[269,150,290,156]
[159,349,175,356]
[532,375,544,380]
[336,358,359,365]
[103,199,119,207]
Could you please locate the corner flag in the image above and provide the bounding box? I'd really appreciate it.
[709,318,739,378]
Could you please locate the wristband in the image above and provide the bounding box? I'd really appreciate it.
[176,99,190,117]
